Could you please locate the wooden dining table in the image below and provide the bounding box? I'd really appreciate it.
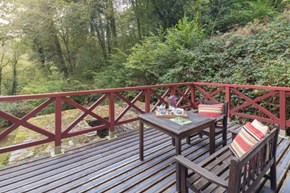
[138,111,216,161]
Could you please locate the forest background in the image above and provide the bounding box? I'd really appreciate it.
[0,0,289,113]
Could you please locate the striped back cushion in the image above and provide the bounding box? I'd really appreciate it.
[198,103,224,117]
[230,120,270,158]
[251,119,269,135]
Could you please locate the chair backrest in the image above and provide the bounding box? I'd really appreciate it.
[201,99,228,119]
[227,127,279,193]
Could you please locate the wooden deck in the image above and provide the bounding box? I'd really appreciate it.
[1,123,290,193]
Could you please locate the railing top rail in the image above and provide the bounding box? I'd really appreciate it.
[193,82,290,91]
[0,82,194,102]
[0,82,289,102]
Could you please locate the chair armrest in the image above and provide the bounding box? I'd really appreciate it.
[175,155,228,188]
[228,126,241,136]
[228,129,239,135]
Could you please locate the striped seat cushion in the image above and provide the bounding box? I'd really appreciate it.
[198,103,224,118]
[230,120,270,158]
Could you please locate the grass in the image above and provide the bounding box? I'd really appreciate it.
[0,135,15,166]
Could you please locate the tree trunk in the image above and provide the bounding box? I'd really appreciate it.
[0,69,2,95]
[32,39,52,76]
[89,2,108,63]
[131,0,142,40]
[53,33,68,78]
[0,44,9,95]
[96,13,108,61]
[106,17,112,54]
[11,56,17,95]
[108,0,117,47]
[33,39,46,68]
[60,34,74,74]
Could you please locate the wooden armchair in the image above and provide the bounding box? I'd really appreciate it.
[187,100,228,147]
[175,127,279,193]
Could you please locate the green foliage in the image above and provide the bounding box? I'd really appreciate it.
[125,35,164,86]
[260,57,290,86]
[190,0,280,35]
[190,13,290,87]
[0,101,33,129]
[0,66,93,130]
[20,66,91,93]
[166,16,204,49]
[95,48,129,88]
[19,67,92,114]
[0,0,288,96]
[95,10,290,91]
[149,0,192,29]
[123,16,204,86]
[1,0,288,96]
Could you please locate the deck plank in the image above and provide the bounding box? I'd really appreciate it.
[0,123,289,193]
[1,130,166,192]
[0,129,147,176]
[257,138,290,193]
[279,170,290,193]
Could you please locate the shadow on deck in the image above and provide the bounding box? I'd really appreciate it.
[1,123,290,193]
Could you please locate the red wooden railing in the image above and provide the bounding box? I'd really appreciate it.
[0,82,289,154]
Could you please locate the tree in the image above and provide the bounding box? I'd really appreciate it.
[0,38,22,95]
[106,0,117,49]
[130,0,143,39]
[129,0,189,37]
[11,0,100,78]
[87,0,119,61]
[0,0,14,94]
[150,0,189,29]
[89,2,108,61]
[0,40,10,94]
[10,45,20,95]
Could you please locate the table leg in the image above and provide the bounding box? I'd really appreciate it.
[186,136,190,144]
[175,136,181,192]
[175,137,181,155]
[139,120,144,161]
[172,137,175,146]
[176,162,181,192]
[209,121,215,154]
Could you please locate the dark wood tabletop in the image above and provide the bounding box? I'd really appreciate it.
[138,111,214,135]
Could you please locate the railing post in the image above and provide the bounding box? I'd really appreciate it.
[170,86,176,96]
[54,97,62,155]
[225,86,231,122]
[145,89,151,113]
[108,92,116,139]
[279,90,286,136]
[191,84,196,109]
